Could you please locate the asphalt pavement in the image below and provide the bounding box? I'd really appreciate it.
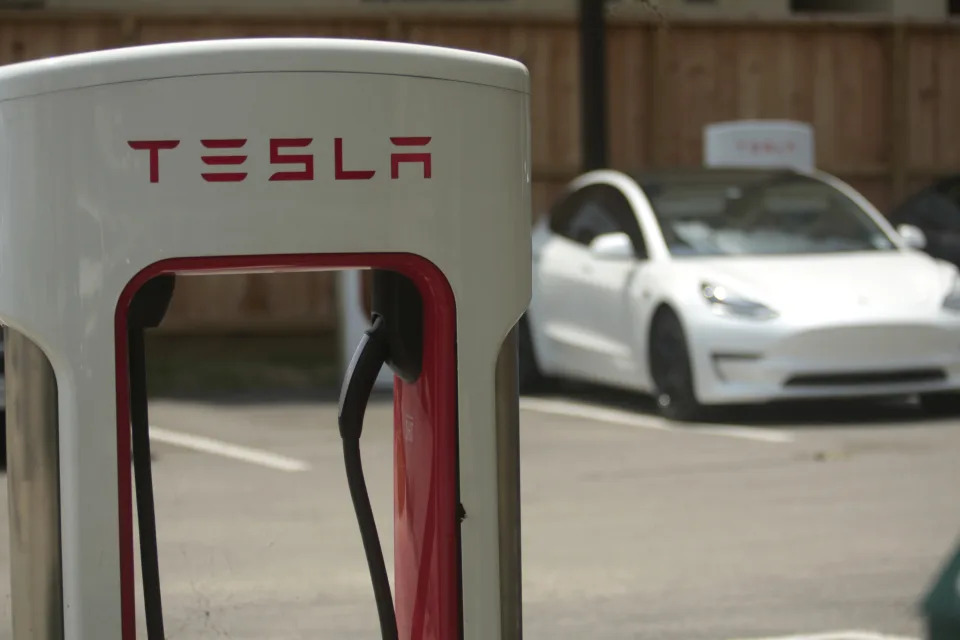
[0,388,957,639]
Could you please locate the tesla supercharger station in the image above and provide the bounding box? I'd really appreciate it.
[703,119,816,172]
[0,38,530,640]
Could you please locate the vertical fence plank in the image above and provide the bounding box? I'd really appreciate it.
[890,22,908,207]
[907,24,938,175]
[607,22,652,172]
[646,20,670,168]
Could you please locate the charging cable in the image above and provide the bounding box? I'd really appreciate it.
[338,313,399,640]
[127,275,176,640]
[127,277,400,640]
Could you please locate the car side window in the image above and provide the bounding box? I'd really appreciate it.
[596,184,648,259]
[547,188,586,238]
[549,185,607,244]
[549,183,648,258]
[566,197,620,245]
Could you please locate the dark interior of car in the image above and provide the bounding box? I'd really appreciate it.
[888,175,960,268]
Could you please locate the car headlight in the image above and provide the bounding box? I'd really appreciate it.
[701,282,778,320]
[944,274,960,313]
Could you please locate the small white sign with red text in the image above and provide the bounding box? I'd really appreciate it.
[704,120,815,173]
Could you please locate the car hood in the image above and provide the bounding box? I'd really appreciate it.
[675,250,957,316]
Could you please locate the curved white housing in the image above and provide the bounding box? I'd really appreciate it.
[0,38,530,639]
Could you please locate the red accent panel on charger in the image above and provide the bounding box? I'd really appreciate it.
[114,253,458,640]
[393,269,457,640]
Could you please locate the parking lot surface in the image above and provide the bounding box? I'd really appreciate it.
[0,388,958,639]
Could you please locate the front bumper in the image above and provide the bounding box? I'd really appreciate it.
[687,311,960,404]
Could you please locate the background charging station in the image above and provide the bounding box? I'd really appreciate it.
[703,119,816,172]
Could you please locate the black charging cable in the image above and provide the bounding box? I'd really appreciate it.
[338,313,399,640]
[127,275,176,640]
[128,274,400,640]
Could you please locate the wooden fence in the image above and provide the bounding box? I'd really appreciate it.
[0,11,957,332]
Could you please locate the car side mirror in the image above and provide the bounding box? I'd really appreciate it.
[588,232,635,261]
[897,223,927,250]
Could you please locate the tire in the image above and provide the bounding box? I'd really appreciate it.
[518,314,548,393]
[919,391,960,417]
[649,307,706,422]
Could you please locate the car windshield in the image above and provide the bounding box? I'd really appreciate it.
[640,172,897,257]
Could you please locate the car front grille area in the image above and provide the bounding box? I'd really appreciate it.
[783,368,947,387]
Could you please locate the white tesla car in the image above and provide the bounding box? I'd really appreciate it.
[521,167,960,421]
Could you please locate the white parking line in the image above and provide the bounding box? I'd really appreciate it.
[149,426,311,472]
[519,397,795,444]
[729,631,917,640]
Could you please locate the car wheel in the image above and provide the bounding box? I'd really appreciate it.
[518,314,548,393]
[919,391,960,416]
[649,308,705,422]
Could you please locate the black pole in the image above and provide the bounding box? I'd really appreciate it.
[580,0,608,172]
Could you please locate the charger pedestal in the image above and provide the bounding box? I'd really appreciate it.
[0,38,530,640]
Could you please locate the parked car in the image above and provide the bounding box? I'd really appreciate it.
[887,175,960,270]
[521,167,960,421]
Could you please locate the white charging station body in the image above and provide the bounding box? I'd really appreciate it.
[0,39,530,640]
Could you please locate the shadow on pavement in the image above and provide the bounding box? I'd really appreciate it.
[526,379,960,429]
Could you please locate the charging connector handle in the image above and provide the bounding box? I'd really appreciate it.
[338,313,399,640]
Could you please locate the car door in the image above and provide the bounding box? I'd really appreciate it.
[530,187,587,374]
[576,184,650,387]
[533,184,623,379]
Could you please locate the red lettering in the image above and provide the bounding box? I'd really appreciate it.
[334,138,375,180]
[201,139,248,182]
[127,140,180,183]
[129,135,436,184]
[269,138,314,181]
[733,139,795,156]
[390,137,432,179]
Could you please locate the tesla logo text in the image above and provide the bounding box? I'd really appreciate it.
[735,139,797,155]
[126,137,432,183]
